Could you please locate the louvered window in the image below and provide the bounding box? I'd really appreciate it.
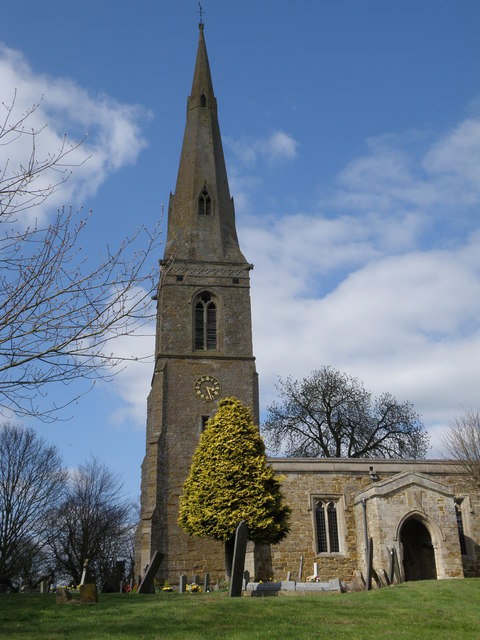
[315,500,340,554]
[198,186,212,216]
[194,293,217,350]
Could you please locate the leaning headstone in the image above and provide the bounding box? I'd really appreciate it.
[80,583,98,603]
[229,520,248,598]
[298,555,304,581]
[388,548,395,584]
[80,560,89,586]
[56,587,72,604]
[378,569,390,587]
[203,573,210,592]
[366,537,373,591]
[137,551,164,594]
[286,571,292,581]
[350,570,366,592]
[392,547,403,584]
[179,575,187,593]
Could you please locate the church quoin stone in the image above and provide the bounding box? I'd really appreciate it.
[135,24,480,586]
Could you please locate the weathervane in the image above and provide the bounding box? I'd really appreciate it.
[198,2,205,27]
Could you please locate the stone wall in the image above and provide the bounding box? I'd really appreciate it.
[268,458,480,584]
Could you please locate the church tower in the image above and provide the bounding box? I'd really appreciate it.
[136,23,259,580]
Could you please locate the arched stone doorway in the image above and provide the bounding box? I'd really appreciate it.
[400,518,437,581]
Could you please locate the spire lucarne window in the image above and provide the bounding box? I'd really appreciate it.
[198,186,212,216]
[195,293,217,350]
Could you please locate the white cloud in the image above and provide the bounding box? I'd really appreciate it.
[334,115,480,218]
[107,328,155,429]
[0,43,150,224]
[238,110,480,458]
[225,129,298,167]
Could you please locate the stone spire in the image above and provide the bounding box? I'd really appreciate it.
[164,25,246,263]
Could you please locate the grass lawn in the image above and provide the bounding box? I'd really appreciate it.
[0,579,478,640]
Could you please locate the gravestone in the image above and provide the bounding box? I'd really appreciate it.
[179,575,187,593]
[229,520,248,598]
[80,583,98,603]
[203,573,210,592]
[286,571,291,581]
[80,560,89,586]
[378,569,390,587]
[137,551,164,594]
[40,579,49,594]
[366,538,374,589]
[298,555,304,581]
[392,547,403,583]
[56,587,72,604]
[242,569,250,590]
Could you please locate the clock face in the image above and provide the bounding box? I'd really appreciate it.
[194,375,221,401]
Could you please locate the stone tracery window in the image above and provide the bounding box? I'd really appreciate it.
[314,498,342,554]
[194,292,217,350]
[198,186,212,216]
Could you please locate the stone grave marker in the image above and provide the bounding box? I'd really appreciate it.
[203,573,210,592]
[137,551,164,594]
[80,583,98,603]
[179,575,187,593]
[80,560,89,586]
[229,520,248,598]
[366,537,373,591]
[56,587,72,604]
[242,569,250,590]
[393,547,403,583]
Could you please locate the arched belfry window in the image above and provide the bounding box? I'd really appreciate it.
[195,292,217,350]
[198,186,212,216]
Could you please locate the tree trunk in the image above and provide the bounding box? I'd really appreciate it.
[224,537,235,582]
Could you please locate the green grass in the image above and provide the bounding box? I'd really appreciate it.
[0,579,478,640]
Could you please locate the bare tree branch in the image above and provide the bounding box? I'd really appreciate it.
[47,457,133,587]
[443,409,480,488]
[0,92,162,420]
[262,366,428,459]
[0,423,66,586]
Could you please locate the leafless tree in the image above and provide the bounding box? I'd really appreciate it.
[0,423,66,587]
[47,458,133,588]
[443,409,480,488]
[0,92,161,420]
[262,366,428,459]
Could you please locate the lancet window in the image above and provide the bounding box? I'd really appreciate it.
[194,292,217,350]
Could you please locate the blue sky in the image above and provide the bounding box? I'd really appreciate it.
[1,1,480,499]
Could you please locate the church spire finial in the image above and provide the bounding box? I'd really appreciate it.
[198,2,205,29]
